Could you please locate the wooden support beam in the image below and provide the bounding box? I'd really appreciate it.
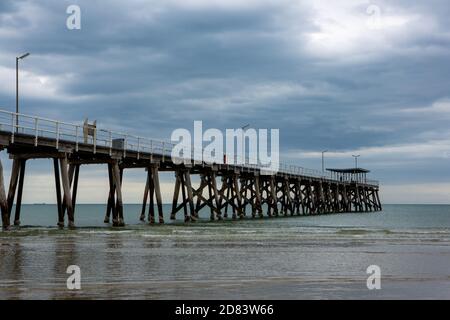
[115,168,124,226]
[284,178,293,216]
[210,171,222,220]
[372,188,380,211]
[7,159,20,218]
[327,183,333,213]
[218,174,241,220]
[269,176,278,216]
[61,164,75,216]
[359,186,365,212]
[241,178,250,217]
[184,170,196,220]
[301,182,307,215]
[205,176,214,220]
[361,186,368,212]
[217,175,237,219]
[195,174,207,214]
[170,169,195,222]
[53,158,64,227]
[375,189,382,211]
[276,181,285,216]
[317,182,323,213]
[60,157,75,228]
[192,172,220,221]
[148,168,155,223]
[105,163,116,223]
[366,188,373,211]
[112,163,124,226]
[13,159,26,226]
[342,185,350,212]
[354,185,361,212]
[151,165,164,224]
[369,188,375,212]
[170,170,181,220]
[366,188,373,212]
[307,181,315,214]
[311,182,318,214]
[318,181,325,214]
[242,178,252,218]
[326,183,333,213]
[233,174,243,219]
[334,184,341,212]
[296,180,303,215]
[296,180,304,215]
[0,157,9,230]
[180,171,189,222]
[261,178,273,217]
[302,181,309,214]
[297,182,304,214]
[259,179,268,216]
[245,177,257,218]
[348,187,354,212]
[254,175,263,218]
[72,164,80,215]
[222,176,230,218]
[140,170,150,221]
[288,181,296,215]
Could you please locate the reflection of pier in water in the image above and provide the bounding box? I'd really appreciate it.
[0,109,381,229]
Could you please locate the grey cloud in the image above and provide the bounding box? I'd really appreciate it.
[1,0,450,196]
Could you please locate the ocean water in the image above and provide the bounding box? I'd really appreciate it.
[0,204,449,299]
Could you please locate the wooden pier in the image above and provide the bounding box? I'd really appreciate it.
[0,110,381,229]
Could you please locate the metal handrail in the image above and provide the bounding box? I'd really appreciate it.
[0,109,379,186]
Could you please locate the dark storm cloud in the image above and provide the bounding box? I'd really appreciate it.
[1,0,450,200]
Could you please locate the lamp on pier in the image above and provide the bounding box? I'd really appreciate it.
[16,52,30,131]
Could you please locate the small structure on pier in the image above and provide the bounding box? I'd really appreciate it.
[326,168,370,184]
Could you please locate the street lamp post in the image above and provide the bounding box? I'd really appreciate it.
[321,150,328,173]
[16,52,30,131]
[352,154,360,168]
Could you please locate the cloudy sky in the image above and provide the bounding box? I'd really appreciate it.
[1,0,450,204]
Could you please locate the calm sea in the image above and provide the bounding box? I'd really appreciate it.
[0,204,449,299]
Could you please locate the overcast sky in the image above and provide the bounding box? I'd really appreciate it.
[1,0,450,204]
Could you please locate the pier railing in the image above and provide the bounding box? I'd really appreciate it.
[0,109,378,186]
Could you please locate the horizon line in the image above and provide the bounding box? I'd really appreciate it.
[17,203,450,206]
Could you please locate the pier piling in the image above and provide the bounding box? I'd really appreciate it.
[0,157,9,229]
